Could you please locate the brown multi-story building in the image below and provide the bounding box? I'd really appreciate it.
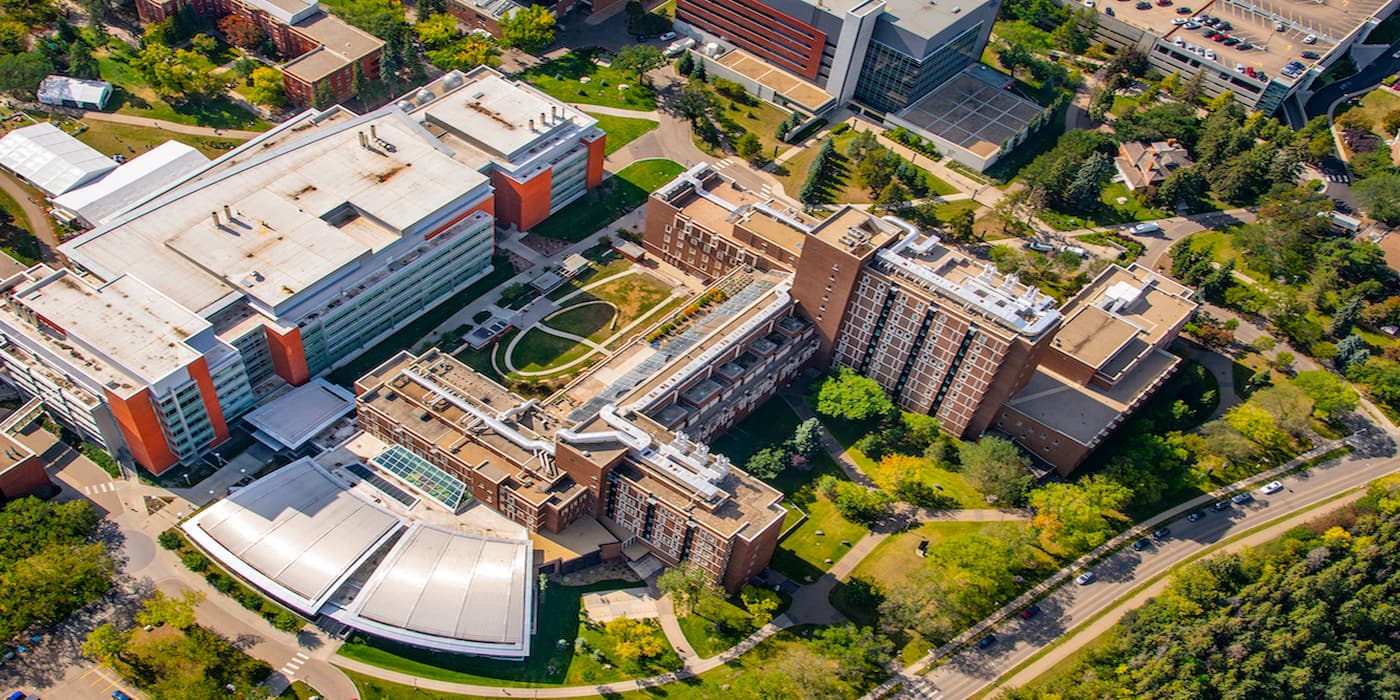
[997,264,1196,473]
[354,270,803,593]
[643,164,1196,472]
[135,0,383,106]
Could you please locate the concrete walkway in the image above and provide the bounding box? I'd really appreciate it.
[65,109,265,139]
[780,390,877,488]
[0,171,60,261]
[334,616,796,698]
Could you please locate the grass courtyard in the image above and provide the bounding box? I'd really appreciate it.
[72,120,248,159]
[778,129,956,206]
[711,398,870,582]
[518,50,659,111]
[96,46,269,131]
[344,627,875,700]
[337,580,680,688]
[532,159,684,241]
[587,111,660,156]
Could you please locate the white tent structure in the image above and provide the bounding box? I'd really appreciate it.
[0,122,116,196]
[37,76,113,110]
[52,141,210,227]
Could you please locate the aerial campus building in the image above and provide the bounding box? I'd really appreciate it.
[0,67,603,476]
[644,163,1197,472]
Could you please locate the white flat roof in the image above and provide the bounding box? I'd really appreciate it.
[183,457,406,614]
[52,141,210,226]
[0,122,116,196]
[63,109,490,315]
[339,522,534,656]
[10,268,209,393]
[37,75,112,108]
[242,378,356,450]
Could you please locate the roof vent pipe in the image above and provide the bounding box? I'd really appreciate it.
[529,119,534,130]
[370,124,377,141]
[211,211,219,227]
[222,204,232,221]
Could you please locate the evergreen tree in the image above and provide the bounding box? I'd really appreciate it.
[675,50,694,76]
[692,58,706,82]
[67,40,99,81]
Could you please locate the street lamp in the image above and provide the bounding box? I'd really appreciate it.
[182,473,190,486]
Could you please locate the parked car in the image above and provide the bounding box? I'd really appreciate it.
[1063,245,1088,257]
[1302,50,1321,59]
[1187,510,1206,522]
[1304,33,1317,44]
[1027,240,1056,252]
[977,635,997,649]
[1260,480,1284,494]
[1173,17,1188,24]
[1238,42,1254,50]
[1217,21,1231,30]
[1132,538,1151,551]
[1135,1,1151,8]
[5,692,23,700]
[1223,37,1240,46]
[1232,492,1255,505]
[113,692,133,700]
[1212,500,1232,511]
[1205,48,1216,60]
[1183,20,1200,28]
[1076,571,1097,585]
[1152,527,1171,540]
[1176,5,1192,12]
[659,31,677,41]
[1020,604,1043,619]
[1130,221,1162,234]
[1275,20,1286,30]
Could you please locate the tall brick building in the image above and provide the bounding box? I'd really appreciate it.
[134,0,383,106]
[644,164,1195,472]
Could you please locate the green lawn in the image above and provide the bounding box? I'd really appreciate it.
[779,128,956,206]
[326,255,515,386]
[345,627,872,700]
[97,50,269,130]
[0,187,41,265]
[710,396,870,580]
[932,199,982,222]
[866,456,986,509]
[1041,182,1170,230]
[337,580,680,687]
[544,303,617,340]
[587,111,659,156]
[518,50,658,110]
[676,594,761,659]
[1339,88,1400,135]
[569,272,674,337]
[703,92,791,160]
[532,159,684,241]
[546,254,634,301]
[850,521,1005,590]
[73,119,247,159]
[510,328,596,372]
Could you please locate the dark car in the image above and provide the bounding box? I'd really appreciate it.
[1301,50,1321,59]
[1203,30,1218,38]
[977,635,997,649]
[1237,41,1254,50]
[113,692,134,700]
[1212,500,1231,511]
[1020,604,1043,619]
[1135,0,1151,7]
[1217,21,1232,30]
[1203,16,1219,25]
[1223,37,1240,46]
[1132,538,1151,551]
[1176,5,1192,12]
[1187,510,1206,522]
[1152,527,1171,540]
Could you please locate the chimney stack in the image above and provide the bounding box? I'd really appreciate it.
[222,204,232,221]
[540,111,547,124]
[211,211,220,227]
[359,131,368,148]
[529,119,534,130]
[370,124,378,141]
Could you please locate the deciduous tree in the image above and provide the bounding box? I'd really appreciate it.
[499,4,555,53]
[815,367,894,422]
[959,436,1032,505]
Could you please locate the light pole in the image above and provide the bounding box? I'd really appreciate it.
[182,473,190,486]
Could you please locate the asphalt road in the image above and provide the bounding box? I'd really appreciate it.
[915,430,1399,700]
[1301,40,1400,123]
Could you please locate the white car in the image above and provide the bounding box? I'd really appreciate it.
[659,31,678,42]
[1076,571,1097,585]
[1083,0,1095,6]
[1130,221,1162,234]
[1303,34,1317,44]
[1174,37,1185,46]
[1027,240,1056,252]
[1260,480,1284,495]
[1205,48,1216,60]
[1235,62,1246,72]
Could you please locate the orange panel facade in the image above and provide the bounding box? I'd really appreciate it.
[492,168,553,231]
[187,358,232,446]
[265,325,312,386]
[585,135,607,189]
[424,195,495,241]
[103,387,180,475]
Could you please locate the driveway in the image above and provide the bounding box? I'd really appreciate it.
[1301,39,1400,123]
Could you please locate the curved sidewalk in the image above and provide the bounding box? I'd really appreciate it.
[334,615,795,698]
